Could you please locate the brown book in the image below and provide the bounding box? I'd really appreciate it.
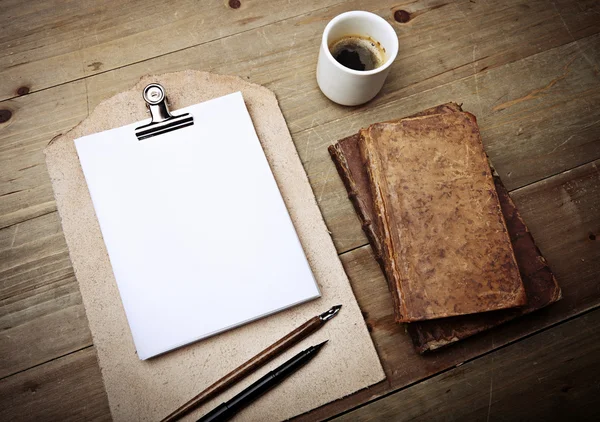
[329,103,463,316]
[358,112,527,322]
[328,108,561,350]
[408,176,562,352]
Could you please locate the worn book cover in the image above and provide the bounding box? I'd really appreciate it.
[328,103,462,316]
[408,175,562,352]
[328,107,560,350]
[356,112,527,322]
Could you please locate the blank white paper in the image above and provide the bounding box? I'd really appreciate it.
[75,92,320,360]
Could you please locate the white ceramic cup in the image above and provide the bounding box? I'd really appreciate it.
[316,11,399,106]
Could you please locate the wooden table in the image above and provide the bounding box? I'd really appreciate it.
[1,1,599,420]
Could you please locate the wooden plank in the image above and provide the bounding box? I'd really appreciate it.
[0,212,92,379]
[552,0,600,40]
[298,158,600,420]
[0,80,87,229]
[0,0,343,101]
[511,161,600,290]
[1,5,599,237]
[333,308,600,422]
[300,34,600,252]
[0,346,110,422]
[1,159,597,421]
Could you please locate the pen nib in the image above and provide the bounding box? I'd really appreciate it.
[319,305,342,322]
[313,340,329,352]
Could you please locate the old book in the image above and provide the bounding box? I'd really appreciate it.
[407,175,562,352]
[358,112,527,322]
[328,110,561,351]
[328,103,462,315]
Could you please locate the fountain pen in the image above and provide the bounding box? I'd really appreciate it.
[197,340,329,422]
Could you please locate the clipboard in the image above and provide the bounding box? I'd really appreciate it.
[44,71,384,421]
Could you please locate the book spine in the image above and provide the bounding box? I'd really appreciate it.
[328,143,404,321]
[327,144,385,267]
[357,131,409,323]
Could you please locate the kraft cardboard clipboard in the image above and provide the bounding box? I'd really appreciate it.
[44,71,385,421]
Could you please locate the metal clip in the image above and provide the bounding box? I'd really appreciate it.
[135,83,194,140]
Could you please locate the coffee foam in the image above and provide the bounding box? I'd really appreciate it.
[329,35,386,70]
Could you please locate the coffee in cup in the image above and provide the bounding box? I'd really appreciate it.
[329,35,386,71]
[316,11,399,106]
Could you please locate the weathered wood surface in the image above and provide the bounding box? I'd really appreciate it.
[2,0,599,232]
[333,308,600,422]
[2,0,598,103]
[1,0,599,420]
[0,346,110,422]
[0,0,343,101]
[0,212,92,379]
[2,34,599,381]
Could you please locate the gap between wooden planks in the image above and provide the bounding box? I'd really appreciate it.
[295,34,600,253]
[1,31,599,235]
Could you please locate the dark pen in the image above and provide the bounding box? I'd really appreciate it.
[197,340,328,422]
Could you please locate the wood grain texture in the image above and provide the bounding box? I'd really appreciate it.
[81,0,600,132]
[511,161,600,292]
[80,0,600,136]
[1,0,597,106]
[333,308,600,422]
[0,346,110,422]
[2,59,595,378]
[0,212,92,379]
[0,0,343,101]
[0,80,87,230]
[1,0,599,419]
[2,1,599,236]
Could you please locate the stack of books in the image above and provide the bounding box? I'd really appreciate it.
[328,103,561,353]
